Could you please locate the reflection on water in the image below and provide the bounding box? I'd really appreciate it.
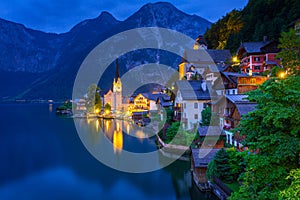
[48,104,53,112]
[75,118,157,154]
[0,104,217,200]
[113,122,123,154]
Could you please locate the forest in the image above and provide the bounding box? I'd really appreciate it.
[204,0,300,53]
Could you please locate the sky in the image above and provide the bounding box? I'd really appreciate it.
[0,0,248,33]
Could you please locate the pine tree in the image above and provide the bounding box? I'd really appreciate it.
[214,148,233,183]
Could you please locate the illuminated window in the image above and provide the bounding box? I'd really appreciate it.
[250,78,256,84]
[240,78,246,84]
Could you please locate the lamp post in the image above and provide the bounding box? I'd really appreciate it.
[278,72,286,79]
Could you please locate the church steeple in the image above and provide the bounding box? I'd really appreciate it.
[113,58,122,93]
[115,58,120,82]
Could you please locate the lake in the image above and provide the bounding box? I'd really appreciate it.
[0,103,217,200]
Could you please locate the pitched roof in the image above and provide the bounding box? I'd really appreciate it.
[192,148,219,167]
[183,49,213,64]
[207,49,232,64]
[140,93,170,101]
[239,41,272,54]
[182,49,232,66]
[176,81,211,100]
[115,59,120,81]
[235,103,257,116]
[198,126,225,137]
[156,95,172,107]
[225,94,249,103]
[221,72,249,85]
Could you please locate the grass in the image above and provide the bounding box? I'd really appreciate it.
[225,181,240,192]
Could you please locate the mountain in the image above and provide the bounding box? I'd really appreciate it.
[0,18,62,73]
[0,2,211,101]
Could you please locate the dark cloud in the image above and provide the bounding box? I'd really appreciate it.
[0,0,248,33]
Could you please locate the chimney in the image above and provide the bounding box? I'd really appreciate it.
[263,36,267,42]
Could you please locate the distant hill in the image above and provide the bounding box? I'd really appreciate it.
[204,0,300,53]
[0,2,211,101]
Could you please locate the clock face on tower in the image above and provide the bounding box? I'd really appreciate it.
[114,78,122,92]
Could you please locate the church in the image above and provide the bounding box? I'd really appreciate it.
[104,59,123,112]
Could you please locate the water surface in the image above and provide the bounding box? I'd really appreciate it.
[0,104,217,200]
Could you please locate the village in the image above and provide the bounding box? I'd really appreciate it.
[54,19,300,200]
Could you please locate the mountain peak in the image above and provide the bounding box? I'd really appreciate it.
[144,2,176,8]
[97,11,118,22]
[69,11,119,33]
[140,1,180,13]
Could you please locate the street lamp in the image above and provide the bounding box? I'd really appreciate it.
[278,72,286,79]
[232,56,238,63]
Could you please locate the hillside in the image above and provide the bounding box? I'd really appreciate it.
[204,0,300,53]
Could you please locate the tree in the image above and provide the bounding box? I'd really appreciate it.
[166,122,180,143]
[205,0,300,52]
[201,107,218,126]
[165,122,194,146]
[276,29,300,76]
[104,103,111,114]
[86,84,101,113]
[214,148,233,183]
[204,9,242,51]
[206,160,217,180]
[227,148,247,181]
[230,76,300,199]
[279,168,300,199]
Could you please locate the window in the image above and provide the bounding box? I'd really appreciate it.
[194,102,198,109]
[232,90,236,94]
[254,65,260,70]
[250,78,256,84]
[194,114,198,119]
[183,103,186,109]
[240,78,246,84]
[254,57,260,62]
[203,103,207,108]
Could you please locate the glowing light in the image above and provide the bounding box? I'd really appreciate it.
[232,56,238,63]
[105,109,110,115]
[105,120,110,132]
[95,108,100,114]
[116,122,120,131]
[249,69,253,76]
[279,72,286,79]
[113,130,123,154]
[126,124,130,135]
[95,120,99,132]
[136,130,145,142]
[49,104,53,112]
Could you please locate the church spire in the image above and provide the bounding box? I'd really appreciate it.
[115,58,120,82]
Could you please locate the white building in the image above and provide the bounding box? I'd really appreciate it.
[104,59,123,112]
[174,80,211,130]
